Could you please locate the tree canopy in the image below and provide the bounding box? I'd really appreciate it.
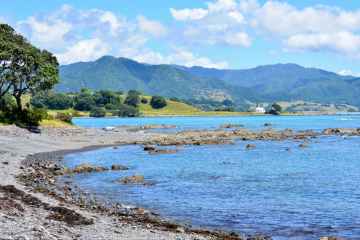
[0,24,60,111]
[150,95,167,109]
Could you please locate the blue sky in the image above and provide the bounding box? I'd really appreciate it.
[1,0,359,76]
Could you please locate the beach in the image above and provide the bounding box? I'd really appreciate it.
[0,125,213,240]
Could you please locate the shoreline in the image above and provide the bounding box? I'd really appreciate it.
[1,125,354,239]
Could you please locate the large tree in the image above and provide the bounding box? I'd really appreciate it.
[0,24,60,111]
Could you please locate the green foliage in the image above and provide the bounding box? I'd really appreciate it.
[141,97,148,104]
[222,100,233,107]
[74,97,95,111]
[150,95,167,109]
[214,107,235,112]
[269,103,282,115]
[118,104,140,117]
[66,91,74,95]
[90,107,106,117]
[0,100,48,126]
[55,110,79,123]
[128,90,141,95]
[169,97,180,102]
[31,91,73,110]
[0,24,60,111]
[124,94,139,107]
[348,108,357,112]
[115,90,123,95]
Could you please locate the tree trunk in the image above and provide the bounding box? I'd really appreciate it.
[15,95,22,111]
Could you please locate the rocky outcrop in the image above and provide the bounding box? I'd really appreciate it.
[299,144,309,148]
[220,123,245,128]
[111,164,129,170]
[54,163,108,175]
[264,123,274,126]
[118,174,144,183]
[115,124,178,131]
[319,236,343,240]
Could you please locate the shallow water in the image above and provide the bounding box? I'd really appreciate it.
[64,116,360,239]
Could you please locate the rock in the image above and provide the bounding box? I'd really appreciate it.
[149,148,181,154]
[320,236,343,240]
[246,144,257,149]
[113,147,118,149]
[284,128,293,131]
[286,148,292,151]
[264,123,274,126]
[222,162,230,164]
[74,163,108,173]
[299,144,309,147]
[144,145,156,151]
[54,167,74,176]
[111,164,129,170]
[2,160,9,165]
[176,227,185,233]
[220,123,244,128]
[137,208,146,215]
[118,174,144,183]
[304,139,312,142]
[211,175,220,179]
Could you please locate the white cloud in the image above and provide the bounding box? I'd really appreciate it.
[136,15,167,37]
[338,70,360,77]
[205,0,237,13]
[134,48,228,69]
[283,31,360,54]
[228,11,245,23]
[223,33,251,46]
[239,0,260,14]
[170,8,208,21]
[268,50,279,56]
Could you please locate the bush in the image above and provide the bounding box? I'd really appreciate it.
[150,95,167,109]
[115,90,123,95]
[169,97,179,102]
[348,108,357,112]
[141,97,148,104]
[90,107,106,117]
[269,103,282,115]
[128,90,141,95]
[55,110,80,123]
[74,97,95,111]
[124,94,139,107]
[118,104,140,117]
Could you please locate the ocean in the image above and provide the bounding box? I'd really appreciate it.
[63,115,360,239]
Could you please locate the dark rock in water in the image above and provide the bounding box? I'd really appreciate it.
[144,145,156,151]
[222,162,230,164]
[264,123,274,126]
[118,174,144,183]
[299,144,309,148]
[143,182,156,186]
[284,128,293,131]
[68,174,75,178]
[111,164,129,170]
[246,144,256,149]
[211,175,220,179]
[149,148,182,154]
[220,123,245,128]
[286,148,292,151]
[113,146,118,149]
[304,139,312,142]
[311,136,317,138]
[248,236,272,240]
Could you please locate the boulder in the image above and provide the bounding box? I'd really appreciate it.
[54,167,74,176]
[286,148,292,151]
[74,163,108,173]
[111,164,129,170]
[118,174,144,183]
[284,128,293,131]
[264,123,274,126]
[304,139,312,142]
[299,144,309,148]
[246,144,257,149]
[144,145,156,151]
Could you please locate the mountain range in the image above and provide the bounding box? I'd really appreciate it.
[56,56,360,108]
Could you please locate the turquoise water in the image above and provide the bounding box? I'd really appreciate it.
[64,116,360,239]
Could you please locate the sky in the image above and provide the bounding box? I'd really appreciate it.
[1,0,360,76]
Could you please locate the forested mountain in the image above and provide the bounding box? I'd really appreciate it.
[56,56,360,108]
[174,64,355,91]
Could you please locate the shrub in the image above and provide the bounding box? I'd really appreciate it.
[150,95,167,109]
[141,97,148,104]
[55,110,80,123]
[90,107,106,117]
[124,94,139,107]
[118,104,140,117]
[169,97,179,102]
[128,90,141,95]
[115,90,123,95]
[74,97,95,111]
[348,108,357,112]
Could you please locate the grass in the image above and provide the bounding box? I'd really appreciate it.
[39,119,74,127]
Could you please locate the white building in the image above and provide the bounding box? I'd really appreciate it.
[255,107,265,113]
